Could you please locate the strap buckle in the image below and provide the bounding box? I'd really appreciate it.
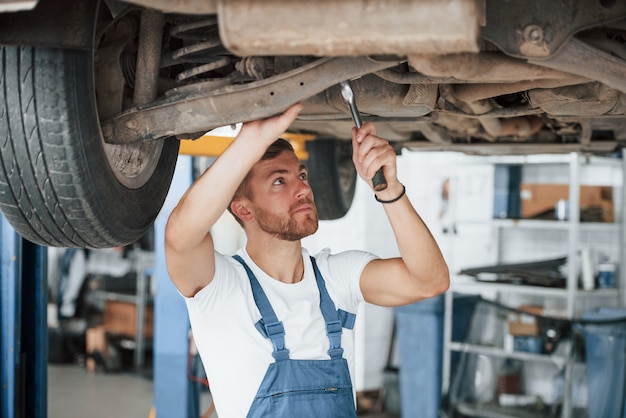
[265,321,290,361]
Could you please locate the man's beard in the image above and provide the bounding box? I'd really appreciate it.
[254,199,319,241]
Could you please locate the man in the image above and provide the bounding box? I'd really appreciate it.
[165,103,449,417]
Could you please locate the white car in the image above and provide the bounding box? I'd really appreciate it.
[1,0,625,247]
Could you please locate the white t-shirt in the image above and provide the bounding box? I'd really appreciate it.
[184,247,377,418]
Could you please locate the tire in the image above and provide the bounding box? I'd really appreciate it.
[306,139,357,220]
[0,46,179,247]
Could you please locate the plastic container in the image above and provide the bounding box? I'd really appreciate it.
[512,335,543,353]
[394,293,478,418]
[597,262,617,288]
[579,308,626,418]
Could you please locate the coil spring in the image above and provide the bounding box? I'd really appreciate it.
[167,17,233,82]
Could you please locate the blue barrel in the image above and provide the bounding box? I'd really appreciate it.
[580,308,626,418]
[394,293,477,418]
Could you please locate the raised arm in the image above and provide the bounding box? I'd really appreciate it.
[165,104,303,297]
[351,122,450,306]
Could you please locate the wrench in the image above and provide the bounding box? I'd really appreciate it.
[340,80,387,191]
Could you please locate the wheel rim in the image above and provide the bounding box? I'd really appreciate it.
[103,140,163,189]
[94,8,164,190]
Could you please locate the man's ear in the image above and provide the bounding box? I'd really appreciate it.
[230,199,254,223]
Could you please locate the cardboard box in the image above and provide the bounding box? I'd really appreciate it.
[519,183,613,221]
[507,305,543,336]
[103,300,153,339]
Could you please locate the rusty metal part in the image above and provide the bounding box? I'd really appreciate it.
[482,0,626,59]
[89,7,164,189]
[407,51,589,140]
[402,140,618,155]
[94,50,125,120]
[216,0,481,57]
[452,79,589,103]
[162,17,233,85]
[408,52,580,83]
[95,16,138,120]
[471,105,542,139]
[374,68,461,85]
[101,56,402,144]
[416,123,451,145]
[528,83,623,117]
[579,120,592,147]
[171,39,222,60]
[584,38,626,61]
[528,38,626,95]
[438,106,544,120]
[121,0,217,15]
[133,9,164,106]
[442,80,579,139]
[169,16,218,37]
[236,57,275,81]
[462,98,543,139]
[176,56,230,81]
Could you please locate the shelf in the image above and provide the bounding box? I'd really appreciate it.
[451,280,621,299]
[449,342,567,366]
[493,219,619,232]
[91,290,142,304]
[456,402,565,418]
[456,153,621,167]
[460,219,620,232]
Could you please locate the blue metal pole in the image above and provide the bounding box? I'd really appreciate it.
[153,155,196,418]
[21,240,48,418]
[1,215,22,418]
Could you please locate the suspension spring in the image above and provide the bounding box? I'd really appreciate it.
[165,17,234,83]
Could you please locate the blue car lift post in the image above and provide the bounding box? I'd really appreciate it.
[1,216,48,418]
[153,154,198,418]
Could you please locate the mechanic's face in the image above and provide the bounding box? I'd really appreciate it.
[249,150,318,241]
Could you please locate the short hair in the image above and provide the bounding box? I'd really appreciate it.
[227,138,295,226]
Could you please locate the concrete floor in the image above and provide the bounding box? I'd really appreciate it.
[47,363,396,418]
[47,364,215,418]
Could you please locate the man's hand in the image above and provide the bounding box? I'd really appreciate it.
[238,103,304,149]
[351,122,400,194]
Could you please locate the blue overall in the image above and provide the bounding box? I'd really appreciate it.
[233,255,358,418]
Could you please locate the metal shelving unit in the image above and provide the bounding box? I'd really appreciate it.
[448,342,569,366]
[442,152,626,418]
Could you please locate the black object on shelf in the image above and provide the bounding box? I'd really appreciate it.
[459,257,567,288]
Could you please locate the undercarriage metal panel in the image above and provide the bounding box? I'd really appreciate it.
[217,0,481,57]
[482,0,626,59]
[529,38,626,95]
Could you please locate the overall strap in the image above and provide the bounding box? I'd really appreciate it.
[232,255,290,361]
[309,256,344,359]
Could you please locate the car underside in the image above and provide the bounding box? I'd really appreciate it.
[1,0,625,247]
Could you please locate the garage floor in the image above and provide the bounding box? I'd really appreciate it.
[47,364,216,418]
[47,364,397,417]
